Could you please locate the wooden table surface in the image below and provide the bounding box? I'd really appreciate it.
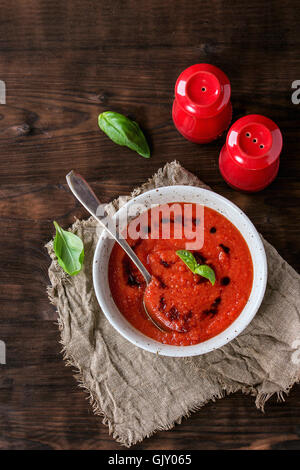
[0,0,299,450]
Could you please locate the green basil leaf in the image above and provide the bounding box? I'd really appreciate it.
[194,265,216,286]
[176,249,216,285]
[176,250,198,272]
[53,221,84,276]
[98,111,150,158]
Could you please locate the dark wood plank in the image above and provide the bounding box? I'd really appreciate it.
[0,0,299,450]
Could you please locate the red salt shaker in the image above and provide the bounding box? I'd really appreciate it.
[219,114,283,192]
[172,64,232,143]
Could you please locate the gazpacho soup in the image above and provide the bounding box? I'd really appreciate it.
[108,203,253,346]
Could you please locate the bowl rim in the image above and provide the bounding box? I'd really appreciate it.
[93,185,267,357]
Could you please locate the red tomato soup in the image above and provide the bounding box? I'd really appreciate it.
[108,203,253,346]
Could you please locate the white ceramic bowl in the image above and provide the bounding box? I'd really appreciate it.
[93,186,267,357]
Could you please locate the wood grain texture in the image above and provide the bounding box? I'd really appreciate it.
[0,0,299,450]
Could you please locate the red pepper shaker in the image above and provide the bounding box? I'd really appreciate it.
[219,114,283,192]
[172,64,232,143]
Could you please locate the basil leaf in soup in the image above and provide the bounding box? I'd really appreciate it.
[194,264,216,286]
[176,249,216,286]
[176,250,198,272]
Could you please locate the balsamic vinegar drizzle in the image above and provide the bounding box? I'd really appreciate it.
[202,296,221,316]
[219,243,230,254]
[160,259,171,268]
[123,258,141,287]
[221,276,230,286]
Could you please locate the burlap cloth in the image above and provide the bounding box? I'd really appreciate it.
[46,161,300,447]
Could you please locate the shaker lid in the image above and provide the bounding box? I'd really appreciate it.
[174,64,231,119]
[226,114,283,170]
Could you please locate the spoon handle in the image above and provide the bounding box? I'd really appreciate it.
[66,171,152,284]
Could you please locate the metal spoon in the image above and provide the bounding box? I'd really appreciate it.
[66,170,168,333]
